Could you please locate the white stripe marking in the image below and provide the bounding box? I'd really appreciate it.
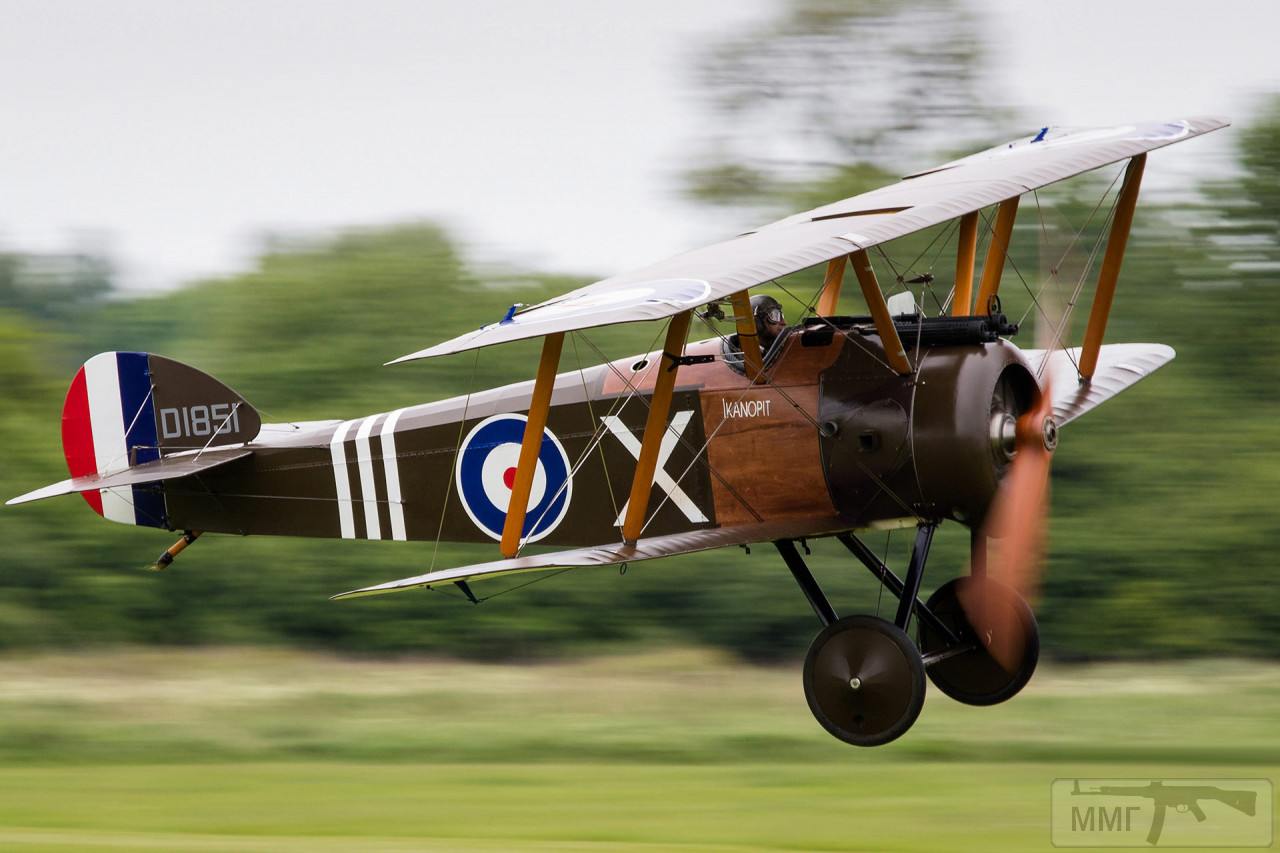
[84,352,135,525]
[329,420,357,539]
[354,415,382,541]
[602,410,709,526]
[380,408,408,541]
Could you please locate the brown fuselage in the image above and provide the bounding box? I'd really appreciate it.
[159,323,1034,546]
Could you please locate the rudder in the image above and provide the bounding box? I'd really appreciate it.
[61,352,261,527]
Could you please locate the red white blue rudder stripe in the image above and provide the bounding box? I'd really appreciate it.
[60,351,167,528]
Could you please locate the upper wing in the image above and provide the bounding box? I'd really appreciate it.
[391,117,1228,363]
[1023,343,1176,426]
[332,514,851,600]
[6,447,253,506]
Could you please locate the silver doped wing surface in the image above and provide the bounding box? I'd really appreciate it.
[332,516,851,599]
[389,117,1228,363]
[1022,343,1177,426]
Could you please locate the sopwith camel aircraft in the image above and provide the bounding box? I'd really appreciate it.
[9,116,1229,745]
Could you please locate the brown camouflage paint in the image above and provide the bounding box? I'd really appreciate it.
[159,327,1031,549]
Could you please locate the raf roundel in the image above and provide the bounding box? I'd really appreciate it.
[454,414,572,543]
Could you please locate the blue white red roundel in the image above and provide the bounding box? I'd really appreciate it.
[455,414,572,543]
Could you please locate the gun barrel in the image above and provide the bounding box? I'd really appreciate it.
[1096,785,1157,797]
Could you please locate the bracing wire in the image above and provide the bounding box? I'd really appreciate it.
[429,348,481,572]
[574,328,764,525]
[571,332,620,521]
[515,321,674,556]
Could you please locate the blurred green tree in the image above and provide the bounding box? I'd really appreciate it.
[683,0,1006,212]
[0,12,1276,662]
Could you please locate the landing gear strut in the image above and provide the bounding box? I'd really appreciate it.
[778,523,937,747]
[777,522,1038,747]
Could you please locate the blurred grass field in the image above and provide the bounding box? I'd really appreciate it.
[0,648,1276,851]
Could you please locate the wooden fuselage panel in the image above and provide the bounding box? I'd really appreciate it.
[162,332,843,546]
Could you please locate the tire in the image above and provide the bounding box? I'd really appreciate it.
[918,576,1039,706]
[802,614,926,747]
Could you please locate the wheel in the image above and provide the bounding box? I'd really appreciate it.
[802,614,926,747]
[918,576,1039,706]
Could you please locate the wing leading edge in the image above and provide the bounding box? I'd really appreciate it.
[390,116,1228,363]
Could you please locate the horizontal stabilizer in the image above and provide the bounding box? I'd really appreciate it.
[6,447,252,507]
[333,515,852,600]
[1023,343,1175,426]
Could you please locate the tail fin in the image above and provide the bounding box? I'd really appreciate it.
[60,352,261,527]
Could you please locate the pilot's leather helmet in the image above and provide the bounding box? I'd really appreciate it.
[750,294,786,346]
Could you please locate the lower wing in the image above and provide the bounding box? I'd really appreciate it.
[332,515,852,600]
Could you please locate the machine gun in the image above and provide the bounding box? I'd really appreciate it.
[1071,780,1257,845]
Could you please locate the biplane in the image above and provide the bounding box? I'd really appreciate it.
[9,116,1228,746]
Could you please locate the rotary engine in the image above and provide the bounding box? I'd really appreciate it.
[817,335,1042,528]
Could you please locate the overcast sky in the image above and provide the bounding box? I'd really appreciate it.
[1,0,1276,292]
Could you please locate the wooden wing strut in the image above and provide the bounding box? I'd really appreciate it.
[952,211,979,316]
[727,291,764,381]
[974,196,1020,315]
[500,332,564,557]
[816,256,846,316]
[621,311,692,544]
[1079,154,1146,381]
[850,251,912,375]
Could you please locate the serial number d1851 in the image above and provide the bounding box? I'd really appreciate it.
[159,404,241,439]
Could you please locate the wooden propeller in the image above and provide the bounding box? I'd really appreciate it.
[960,374,1057,673]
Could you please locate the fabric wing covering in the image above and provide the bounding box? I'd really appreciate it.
[332,516,851,599]
[390,116,1227,363]
[1023,343,1176,426]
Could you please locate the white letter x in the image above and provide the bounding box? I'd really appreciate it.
[601,410,710,526]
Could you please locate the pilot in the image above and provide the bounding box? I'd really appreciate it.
[722,294,789,373]
[751,294,787,352]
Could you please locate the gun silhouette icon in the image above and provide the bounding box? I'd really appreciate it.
[1071,780,1257,845]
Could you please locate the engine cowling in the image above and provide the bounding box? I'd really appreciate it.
[817,339,1037,527]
